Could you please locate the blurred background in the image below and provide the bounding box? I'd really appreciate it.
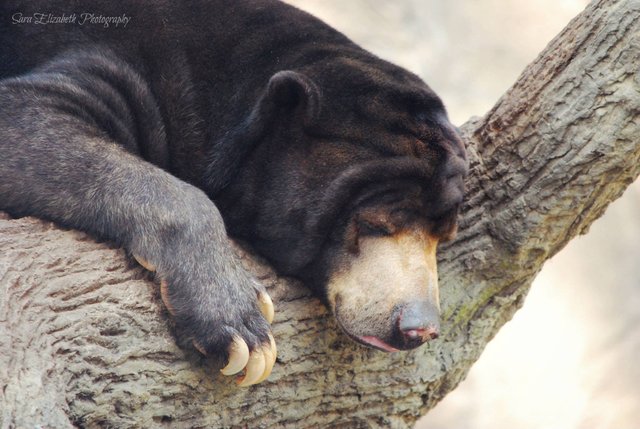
[284,1,640,428]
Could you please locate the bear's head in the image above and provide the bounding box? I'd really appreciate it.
[213,53,468,352]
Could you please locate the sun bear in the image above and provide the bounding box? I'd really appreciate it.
[0,0,467,386]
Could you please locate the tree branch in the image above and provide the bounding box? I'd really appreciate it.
[1,0,639,427]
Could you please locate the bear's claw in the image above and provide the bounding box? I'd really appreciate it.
[134,254,156,272]
[159,280,176,316]
[237,347,266,386]
[220,336,250,375]
[258,291,275,324]
[255,334,277,384]
[218,334,277,386]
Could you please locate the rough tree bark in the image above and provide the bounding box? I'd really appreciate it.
[1,0,639,427]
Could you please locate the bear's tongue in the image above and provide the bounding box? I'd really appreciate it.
[359,336,400,352]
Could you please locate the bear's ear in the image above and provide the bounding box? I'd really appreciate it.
[262,70,321,126]
[204,71,320,195]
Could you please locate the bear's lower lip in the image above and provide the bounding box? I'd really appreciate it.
[334,312,401,352]
[333,301,402,352]
[357,336,401,353]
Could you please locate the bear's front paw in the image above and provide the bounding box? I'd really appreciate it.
[134,255,277,386]
[179,279,277,387]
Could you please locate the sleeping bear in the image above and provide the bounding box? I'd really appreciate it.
[0,0,467,386]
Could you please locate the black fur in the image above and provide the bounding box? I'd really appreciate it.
[0,0,467,358]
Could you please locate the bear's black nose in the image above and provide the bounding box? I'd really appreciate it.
[397,301,440,345]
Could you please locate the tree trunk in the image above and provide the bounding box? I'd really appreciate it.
[1,0,639,427]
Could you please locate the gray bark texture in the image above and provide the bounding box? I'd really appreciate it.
[1,0,639,427]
